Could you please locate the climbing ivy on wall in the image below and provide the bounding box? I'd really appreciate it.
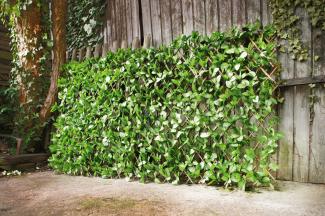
[269,0,325,61]
[66,0,106,50]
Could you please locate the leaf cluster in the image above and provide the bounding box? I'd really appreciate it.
[51,23,280,189]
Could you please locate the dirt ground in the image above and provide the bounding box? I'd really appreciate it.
[0,171,324,216]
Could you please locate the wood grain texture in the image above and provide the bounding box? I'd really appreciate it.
[182,0,194,35]
[232,0,246,26]
[246,0,261,23]
[171,0,183,39]
[141,0,153,44]
[160,0,173,44]
[150,0,163,46]
[193,0,205,34]
[219,0,232,32]
[293,8,311,183]
[126,0,133,45]
[205,0,218,35]
[310,26,325,183]
[131,0,141,39]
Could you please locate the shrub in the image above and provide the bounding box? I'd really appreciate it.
[49,23,281,189]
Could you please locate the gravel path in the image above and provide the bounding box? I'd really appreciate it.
[0,171,324,216]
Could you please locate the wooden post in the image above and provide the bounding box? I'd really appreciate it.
[78,47,85,61]
[102,43,108,58]
[121,40,128,49]
[85,46,92,58]
[94,44,102,58]
[71,48,77,61]
[143,34,152,48]
[112,40,119,52]
[65,51,69,62]
[132,37,141,49]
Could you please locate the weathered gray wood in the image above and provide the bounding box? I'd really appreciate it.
[150,0,162,46]
[246,0,261,23]
[85,47,92,59]
[182,0,194,35]
[126,0,133,45]
[310,26,325,183]
[112,40,119,52]
[143,34,152,48]
[94,44,102,58]
[141,0,153,44]
[160,0,173,44]
[277,40,295,180]
[132,0,141,38]
[232,0,246,26]
[193,0,205,34]
[132,37,141,49]
[171,0,183,39]
[121,40,128,49]
[293,8,311,183]
[72,48,77,61]
[78,48,85,61]
[205,0,218,35]
[279,75,325,87]
[102,43,109,58]
[261,0,270,26]
[219,0,232,32]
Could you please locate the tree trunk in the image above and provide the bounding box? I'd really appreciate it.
[40,0,67,123]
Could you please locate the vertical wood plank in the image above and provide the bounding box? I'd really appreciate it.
[94,44,102,58]
[293,8,311,183]
[261,0,270,26]
[115,0,122,44]
[246,0,261,23]
[160,0,173,44]
[143,34,152,48]
[232,0,246,27]
[106,0,113,47]
[219,0,232,32]
[71,49,77,61]
[310,26,325,183]
[141,0,153,44]
[120,0,127,42]
[111,0,117,49]
[182,0,194,35]
[85,47,92,58]
[132,37,141,49]
[78,48,85,61]
[102,43,109,58]
[277,43,295,181]
[132,0,141,39]
[121,40,128,49]
[205,0,218,35]
[150,0,163,46]
[126,0,133,45]
[171,0,183,39]
[193,0,205,34]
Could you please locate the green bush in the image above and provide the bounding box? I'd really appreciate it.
[49,23,281,189]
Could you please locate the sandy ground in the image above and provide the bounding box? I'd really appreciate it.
[0,171,324,216]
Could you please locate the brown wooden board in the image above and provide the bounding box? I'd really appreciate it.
[160,0,173,44]
[193,0,205,34]
[205,0,218,35]
[219,0,232,32]
[182,0,194,35]
[232,0,246,27]
[171,0,183,39]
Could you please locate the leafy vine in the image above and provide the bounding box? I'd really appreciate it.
[269,0,325,61]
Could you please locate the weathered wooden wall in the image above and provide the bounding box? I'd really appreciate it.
[0,22,11,87]
[100,0,325,184]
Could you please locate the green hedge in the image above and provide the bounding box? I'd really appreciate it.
[50,23,281,189]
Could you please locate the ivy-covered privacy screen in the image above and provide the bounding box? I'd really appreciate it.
[50,24,281,189]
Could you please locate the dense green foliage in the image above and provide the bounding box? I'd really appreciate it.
[50,24,281,189]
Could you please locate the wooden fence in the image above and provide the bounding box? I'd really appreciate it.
[0,22,11,87]
[96,0,325,184]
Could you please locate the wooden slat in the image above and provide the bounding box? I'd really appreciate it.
[292,8,311,183]
[279,75,325,87]
[150,0,162,46]
[246,0,261,23]
[106,0,113,47]
[219,0,232,32]
[171,0,183,39]
[232,0,246,27]
[111,0,117,49]
[131,0,141,39]
[141,0,153,44]
[277,40,295,180]
[193,0,205,34]
[205,0,218,35]
[182,0,194,35]
[310,25,325,183]
[126,0,133,45]
[160,0,173,44]
[261,0,270,26]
